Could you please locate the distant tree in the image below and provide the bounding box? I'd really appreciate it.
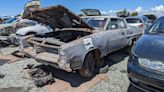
[117,9,130,18]
[130,12,138,16]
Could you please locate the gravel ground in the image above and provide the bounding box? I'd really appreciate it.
[0,47,134,92]
[0,47,48,92]
[88,51,130,92]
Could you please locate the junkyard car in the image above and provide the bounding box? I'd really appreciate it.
[21,5,142,77]
[128,16,164,91]
[0,18,39,46]
[125,16,151,33]
[0,18,38,36]
[80,9,101,16]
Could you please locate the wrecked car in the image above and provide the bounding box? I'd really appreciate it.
[0,19,39,47]
[20,5,142,77]
[0,19,38,36]
[0,0,41,47]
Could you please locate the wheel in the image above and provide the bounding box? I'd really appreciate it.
[95,57,105,68]
[79,52,95,77]
[94,50,104,68]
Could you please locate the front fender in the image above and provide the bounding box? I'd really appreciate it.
[70,47,101,70]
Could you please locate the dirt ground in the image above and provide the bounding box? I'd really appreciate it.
[0,47,143,92]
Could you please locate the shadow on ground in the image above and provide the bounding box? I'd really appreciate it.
[104,49,129,67]
[0,60,7,66]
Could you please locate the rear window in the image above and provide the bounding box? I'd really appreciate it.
[126,18,142,23]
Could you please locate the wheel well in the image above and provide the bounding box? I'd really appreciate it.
[129,38,137,46]
[84,49,101,64]
[132,38,137,42]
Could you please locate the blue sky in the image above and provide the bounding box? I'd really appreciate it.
[0,0,164,16]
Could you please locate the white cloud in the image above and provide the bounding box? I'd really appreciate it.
[101,5,164,17]
[101,10,117,16]
[151,5,164,12]
[135,7,143,12]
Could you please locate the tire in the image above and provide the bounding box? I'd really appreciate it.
[95,57,104,68]
[79,52,95,77]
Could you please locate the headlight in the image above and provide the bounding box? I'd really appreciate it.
[58,49,71,72]
[139,58,164,72]
[59,49,65,56]
[59,49,67,63]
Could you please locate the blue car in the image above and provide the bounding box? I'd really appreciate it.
[128,16,164,91]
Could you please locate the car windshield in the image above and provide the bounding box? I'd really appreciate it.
[5,18,17,23]
[82,17,108,28]
[148,18,164,34]
[126,18,142,23]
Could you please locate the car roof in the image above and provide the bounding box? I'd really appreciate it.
[81,16,123,19]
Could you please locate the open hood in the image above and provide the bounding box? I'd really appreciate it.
[81,9,101,16]
[22,5,93,30]
[21,0,40,19]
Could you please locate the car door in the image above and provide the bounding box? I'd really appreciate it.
[105,18,124,53]
[117,18,128,47]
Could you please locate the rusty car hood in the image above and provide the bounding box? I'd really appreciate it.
[22,5,94,30]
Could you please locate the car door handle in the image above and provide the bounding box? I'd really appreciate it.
[121,32,125,35]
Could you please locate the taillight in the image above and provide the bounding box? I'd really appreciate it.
[138,24,144,28]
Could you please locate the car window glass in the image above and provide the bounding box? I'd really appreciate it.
[148,19,164,33]
[107,18,118,30]
[87,18,107,28]
[23,21,36,26]
[118,19,126,28]
[142,16,149,22]
[126,18,142,23]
